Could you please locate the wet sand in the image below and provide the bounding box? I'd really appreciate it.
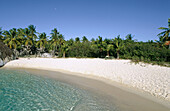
[4,67,170,111]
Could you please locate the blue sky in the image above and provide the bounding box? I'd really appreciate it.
[0,0,169,41]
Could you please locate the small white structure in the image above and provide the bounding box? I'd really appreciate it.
[41,53,52,58]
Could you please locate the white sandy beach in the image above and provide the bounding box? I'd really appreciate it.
[4,58,170,102]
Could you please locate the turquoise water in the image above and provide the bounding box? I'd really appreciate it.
[0,69,119,111]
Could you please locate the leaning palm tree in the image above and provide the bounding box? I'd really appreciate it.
[50,28,59,57]
[157,19,170,49]
[37,32,47,54]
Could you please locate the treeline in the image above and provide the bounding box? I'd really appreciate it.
[0,22,169,65]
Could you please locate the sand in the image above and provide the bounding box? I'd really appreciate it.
[4,67,170,111]
[3,58,170,109]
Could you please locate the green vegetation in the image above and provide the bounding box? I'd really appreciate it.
[157,18,170,49]
[0,19,170,66]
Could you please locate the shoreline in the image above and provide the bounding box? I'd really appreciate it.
[3,58,170,108]
[2,67,170,111]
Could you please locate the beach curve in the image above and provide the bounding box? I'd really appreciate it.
[4,58,170,102]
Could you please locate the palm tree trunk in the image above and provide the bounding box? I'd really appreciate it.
[13,49,18,59]
[63,51,65,58]
[59,44,61,57]
[52,45,56,57]
[52,50,54,57]
[26,45,29,56]
[107,51,109,57]
[99,48,102,58]
[117,51,119,59]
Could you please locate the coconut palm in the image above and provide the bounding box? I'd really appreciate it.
[37,32,47,53]
[114,36,124,59]
[82,36,88,42]
[17,28,26,46]
[106,44,114,57]
[50,28,59,56]
[104,38,112,44]
[158,19,170,48]
[21,28,35,56]
[28,25,37,41]
[125,34,134,41]
[61,41,68,58]
[24,28,33,48]
[91,38,95,42]
[58,34,64,57]
[75,37,80,42]
[3,28,20,49]
[3,28,20,58]
[97,36,104,57]
[16,28,27,56]
[68,38,74,46]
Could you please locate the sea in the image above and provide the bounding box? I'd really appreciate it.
[0,69,119,111]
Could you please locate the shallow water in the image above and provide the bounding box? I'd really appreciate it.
[0,69,119,111]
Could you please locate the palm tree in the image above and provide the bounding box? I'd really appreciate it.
[125,34,134,41]
[37,32,47,53]
[16,28,27,56]
[58,34,64,57]
[82,36,88,42]
[91,38,95,42]
[24,28,33,48]
[22,28,35,56]
[61,41,68,58]
[114,36,124,59]
[75,37,80,42]
[17,28,26,46]
[97,36,104,57]
[155,36,166,48]
[28,25,37,41]
[68,38,74,46]
[158,19,170,49]
[3,28,19,49]
[106,44,114,57]
[3,28,20,58]
[50,28,59,57]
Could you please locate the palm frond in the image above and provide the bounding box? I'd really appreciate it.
[157,31,166,36]
[158,27,168,30]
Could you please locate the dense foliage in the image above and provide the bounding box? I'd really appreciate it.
[0,19,169,66]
